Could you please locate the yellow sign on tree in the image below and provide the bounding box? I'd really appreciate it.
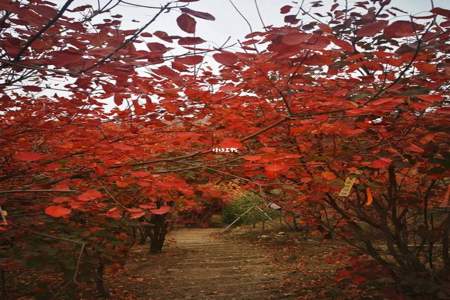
[338,177,357,197]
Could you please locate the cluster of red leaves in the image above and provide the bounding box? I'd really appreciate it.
[1,0,450,297]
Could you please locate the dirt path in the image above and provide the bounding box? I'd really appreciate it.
[109,228,297,300]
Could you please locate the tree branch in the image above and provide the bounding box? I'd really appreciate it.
[13,0,76,62]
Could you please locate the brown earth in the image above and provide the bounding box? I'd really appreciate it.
[107,228,302,300]
[105,224,397,300]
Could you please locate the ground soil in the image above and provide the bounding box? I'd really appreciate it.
[7,225,394,299]
[104,226,375,300]
[107,228,298,299]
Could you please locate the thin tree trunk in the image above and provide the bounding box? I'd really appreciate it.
[95,260,109,298]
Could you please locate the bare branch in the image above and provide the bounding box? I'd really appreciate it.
[228,0,253,34]
[253,0,266,30]
[0,189,77,194]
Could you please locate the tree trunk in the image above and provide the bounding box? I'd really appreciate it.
[149,215,168,254]
[1,269,6,300]
[95,260,109,298]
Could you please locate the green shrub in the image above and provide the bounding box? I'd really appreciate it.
[222,192,280,225]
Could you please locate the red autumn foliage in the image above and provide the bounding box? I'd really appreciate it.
[0,0,449,299]
[176,13,196,33]
[44,205,72,218]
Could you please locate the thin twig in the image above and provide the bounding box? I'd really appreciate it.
[80,2,171,74]
[72,243,86,284]
[228,0,253,34]
[119,0,187,9]
[99,183,128,210]
[0,189,77,194]
[30,230,84,245]
[253,0,266,30]
[364,20,435,105]
[13,0,76,61]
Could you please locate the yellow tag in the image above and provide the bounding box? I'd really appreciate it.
[339,177,356,197]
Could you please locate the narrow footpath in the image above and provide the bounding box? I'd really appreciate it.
[109,228,298,300]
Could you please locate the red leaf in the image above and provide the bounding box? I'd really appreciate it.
[370,97,404,107]
[280,5,292,14]
[265,163,288,179]
[128,208,145,219]
[384,21,423,38]
[420,133,435,144]
[32,4,57,17]
[106,207,122,220]
[131,171,150,178]
[331,37,353,51]
[416,94,443,103]
[45,206,71,218]
[52,197,71,204]
[321,171,336,181]
[352,275,367,285]
[432,7,450,18]
[180,7,215,20]
[213,52,238,66]
[162,102,179,113]
[356,20,388,37]
[15,151,45,161]
[179,37,205,45]
[265,163,288,173]
[114,94,124,106]
[139,203,156,209]
[137,179,151,187]
[78,190,103,202]
[405,143,424,153]
[284,15,299,24]
[319,24,332,33]
[151,206,171,215]
[51,49,80,67]
[336,269,351,282]
[281,33,309,45]
[116,180,129,188]
[69,5,91,12]
[147,42,169,53]
[415,62,436,74]
[154,31,172,42]
[370,158,392,169]
[243,155,262,162]
[53,183,71,191]
[175,55,204,65]
[177,13,196,34]
[304,54,333,66]
[218,138,242,149]
[282,154,301,159]
[23,85,42,92]
[172,60,189,71]
[112,143,135,151]
[153,66,180,79]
